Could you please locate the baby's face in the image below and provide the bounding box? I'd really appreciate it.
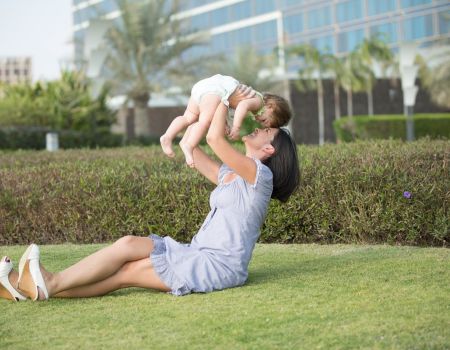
[255,106,274,128]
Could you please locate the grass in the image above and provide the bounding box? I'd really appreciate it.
[0,243,449,350]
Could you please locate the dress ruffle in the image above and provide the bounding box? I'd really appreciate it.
[149,234,191,296]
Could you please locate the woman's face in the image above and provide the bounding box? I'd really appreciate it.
[242,127,278,152]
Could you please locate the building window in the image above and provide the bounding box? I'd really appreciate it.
[229,1,251,22]
[307,6,331,29]
[211,32,229,53]
[367,0,396,16]
[400,0,432,9]
[254,0,276,15]
[79,6,99,23]
[191,13,210,30]
[403,14,434,40]
[193,0,210,7]
[281,0,303,9]
[284,14,303,34]
[255,44,277,56]
[439,11,450,34]
[98,0,118,15]
[73,10,84,26]
[210,8,229,27]
[253,20,277,43]
[370,22,398,43]
[230,27,252,46]
[310,35,334,54]
[336,0,363,23]
[338,29,365,53]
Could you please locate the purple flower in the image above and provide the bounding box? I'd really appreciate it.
[403,191,412,199]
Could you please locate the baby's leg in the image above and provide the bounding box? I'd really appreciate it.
[180,94,221,167]
[160,98,200,157]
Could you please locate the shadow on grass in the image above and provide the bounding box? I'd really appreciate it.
[246,248,396,286]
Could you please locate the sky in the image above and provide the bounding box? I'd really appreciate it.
[0,0,73,81]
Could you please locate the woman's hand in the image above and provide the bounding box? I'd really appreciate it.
[229,84,256,109]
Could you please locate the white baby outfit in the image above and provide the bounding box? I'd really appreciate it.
[191,74,239,107]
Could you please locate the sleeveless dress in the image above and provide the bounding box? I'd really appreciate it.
[149,159,273,296]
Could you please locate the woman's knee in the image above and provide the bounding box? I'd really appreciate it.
[112,235,154,260]
[113,235,139,253]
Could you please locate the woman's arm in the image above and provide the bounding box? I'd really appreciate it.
[229,96,263,139]
[192,146,220,185]
[206,103,257,185]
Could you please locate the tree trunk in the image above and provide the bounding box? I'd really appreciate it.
[334,81,341,120]
[347,88,353,118]
[367,89,374,116]
[317,79,325,145]
[133,98,150,137]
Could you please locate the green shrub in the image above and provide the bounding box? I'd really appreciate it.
[0,71,115,132]
[334,114,450,142]
[0,141,448,246]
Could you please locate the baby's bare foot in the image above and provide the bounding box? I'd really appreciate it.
[160,134,175,158]
[180,142,195,168]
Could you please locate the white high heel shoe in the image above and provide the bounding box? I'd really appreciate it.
[17,244,49,301]
[0,256,27,301]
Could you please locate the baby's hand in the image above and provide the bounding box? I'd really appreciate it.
[228,126,241,140]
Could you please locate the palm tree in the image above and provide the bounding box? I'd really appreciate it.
[289,44,332,145]
[103,0,204,137]
[416,46,450,109]
[341,51,367,118]
[328,55,346,120]
[356,36,394,115]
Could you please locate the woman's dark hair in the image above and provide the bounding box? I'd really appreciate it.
[262,128,300,202]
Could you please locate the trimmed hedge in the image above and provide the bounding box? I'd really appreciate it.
[333,114,450,142]
[0,140,448,246]
[0,127,124,150]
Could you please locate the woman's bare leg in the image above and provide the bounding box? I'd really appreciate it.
[160,98,200,157]
[43,235,155,297]
[180,94,221,167]
[53,258,170,298]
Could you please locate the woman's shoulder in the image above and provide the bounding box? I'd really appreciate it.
[253,158,273,184]
[220,159,272,190]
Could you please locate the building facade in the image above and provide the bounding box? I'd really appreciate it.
[72,0,450,70]
[72,0,450,142]
[0,57,32,85]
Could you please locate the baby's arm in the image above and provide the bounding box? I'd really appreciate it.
[229,96,263,139]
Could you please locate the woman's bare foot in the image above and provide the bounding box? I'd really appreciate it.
[180,141,195,168]
[160,134,175,158]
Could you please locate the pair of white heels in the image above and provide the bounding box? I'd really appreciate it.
[0,244,49,302]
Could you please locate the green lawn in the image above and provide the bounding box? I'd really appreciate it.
[0,244,448,350]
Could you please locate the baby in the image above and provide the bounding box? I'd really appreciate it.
[160,74,291,166]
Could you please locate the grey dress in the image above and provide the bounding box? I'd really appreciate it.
[150,159,273,296]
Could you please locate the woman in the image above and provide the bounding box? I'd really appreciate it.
[0,88,300,301]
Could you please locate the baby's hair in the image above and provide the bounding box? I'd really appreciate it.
[263,93,292,128]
